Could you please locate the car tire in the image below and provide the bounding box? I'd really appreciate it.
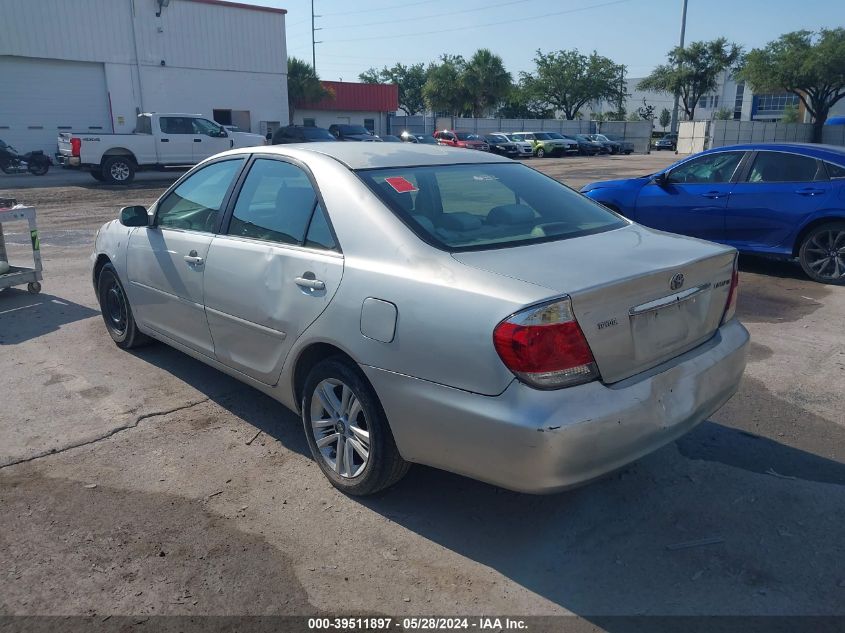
[536,147,545,158]
[302,357,409,496]
[97,263,150,348]
[798,221,845,285]
[102,156,136,185]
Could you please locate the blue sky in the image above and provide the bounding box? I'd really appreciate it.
[247,0,845,81]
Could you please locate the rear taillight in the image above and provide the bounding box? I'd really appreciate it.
[70,137,81,157]
[721,256,739,324]
[493,297,599,389]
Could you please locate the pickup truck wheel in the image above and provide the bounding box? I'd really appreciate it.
[90,169,105,182]
[102,156,135,185]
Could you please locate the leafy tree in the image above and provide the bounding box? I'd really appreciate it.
[359,62,428,115]
[497,76,552,118]
[781,104,800,124]
[639,38,741,122]
[738,29,845,141]
[529,49,624,120]
[636,98,656,121]
[627,111,642,122]
[423,54,470,115]
[658,107,671,130]
[287,57,333,124]
[713,107,733,120]
[463,49,512,117]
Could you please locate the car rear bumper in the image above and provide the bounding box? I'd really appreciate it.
[55,154,80,167]
[362,319,748,494]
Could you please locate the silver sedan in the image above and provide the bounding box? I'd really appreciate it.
[91,143,749,495]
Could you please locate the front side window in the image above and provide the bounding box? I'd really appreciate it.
[746,152,825,183]
[359,163,626,251]
[228,158,320,246]
[192,118,225,137]
[156,159,244,231]
[667,151,744,184]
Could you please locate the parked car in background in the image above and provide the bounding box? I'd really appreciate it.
[400,131,440,145]
[92,142,747,495]
[569,134,605,155]
[329,124,382,142]
[56,112,261,184]
[654,133,678,151]
[588,134,634,155]
[581,143,845,284]
[434,130,489,151]
[483,134,519,158]
[380,135,402,143]
[500,133,534,158]
[544,132,580,154]
[271,125,337,145]
[510,132,571,158]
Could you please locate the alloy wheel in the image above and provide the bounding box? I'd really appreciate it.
[804,229,845,281]
[110,161,130,182]
[310,378,371,478]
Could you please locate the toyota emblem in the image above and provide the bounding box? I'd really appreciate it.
[670,273,685,291]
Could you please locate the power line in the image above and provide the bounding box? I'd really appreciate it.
[325,0,630,44]
[320,0,537,31]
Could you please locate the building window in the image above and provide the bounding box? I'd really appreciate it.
[303,118,316,127]
[213,109,233,126]
[364,118,375,132]
[752,92,799,118]
[734,82,745,120]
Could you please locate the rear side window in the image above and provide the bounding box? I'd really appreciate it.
[159,117,193,134]
[358,163,626,251]
[305,204,338,251]
[747,152,825,182]
[825,162,845,179]
[228,159,319,245]
[156,159,244,231]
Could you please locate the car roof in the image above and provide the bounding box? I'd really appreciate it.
[701,143,845,162]
[224,142,513,169]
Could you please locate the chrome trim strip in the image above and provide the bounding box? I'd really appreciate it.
[628,283,712,317]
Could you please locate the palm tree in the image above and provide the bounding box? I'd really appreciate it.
[287,57,334,124]
[462,49,512,117]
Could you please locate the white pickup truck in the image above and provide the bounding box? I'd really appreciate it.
[57,113,265,184]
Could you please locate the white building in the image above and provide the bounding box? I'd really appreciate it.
[0,0,288,155]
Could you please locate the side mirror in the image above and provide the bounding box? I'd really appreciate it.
[120,205,149,227]
[653,172,669,187]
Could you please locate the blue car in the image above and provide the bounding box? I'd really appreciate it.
[581,143,845,284]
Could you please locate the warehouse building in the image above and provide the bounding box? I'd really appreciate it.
[0,0,288,156]
[294,81,399,136]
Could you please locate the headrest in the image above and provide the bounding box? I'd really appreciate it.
[436,212,483,231]
[487,204,535,225]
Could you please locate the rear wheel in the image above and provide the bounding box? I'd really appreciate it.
[302,358,409,496]
[97,263,149,348]
[27,158,49,176]
[798,222,845,285]
[102,156,136,185]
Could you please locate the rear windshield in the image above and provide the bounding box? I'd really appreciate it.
[357,163,626,251]
[338,125,370,135]
[302,127,336,140]
[455,132,480,140]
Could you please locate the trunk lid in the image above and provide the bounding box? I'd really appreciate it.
[452,224,736,383]
[57,132,73,157]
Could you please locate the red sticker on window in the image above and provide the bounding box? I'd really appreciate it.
[384,176,417,193]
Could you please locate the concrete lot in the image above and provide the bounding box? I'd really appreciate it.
[1,154,843,625]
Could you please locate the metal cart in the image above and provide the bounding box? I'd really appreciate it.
[0,202,43,294]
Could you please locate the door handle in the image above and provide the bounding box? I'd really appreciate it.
[183,250,204,265]
[700,191,723,199]
[193,138,202,143]
[160,138,169,142]
[295,276,325,291]
[796,188,824,196]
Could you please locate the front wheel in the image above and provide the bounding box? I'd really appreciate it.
[102,156,136,185]
[97,263,150,348]
[798,222,845,285]
[302,358,409,496]
[535,147,545,158]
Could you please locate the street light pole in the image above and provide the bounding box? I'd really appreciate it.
[669,0,688,134]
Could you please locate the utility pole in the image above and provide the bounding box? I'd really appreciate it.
[669,0,688,133]
[310,0,322,72]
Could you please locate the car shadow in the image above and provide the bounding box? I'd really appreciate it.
[126,338,844,623]
[738,254,808,282]
[0,289,99,344]
[129,343,311,459]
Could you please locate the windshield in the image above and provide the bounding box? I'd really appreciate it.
[339,125,371,135]
[546,132,566,140]
[593,134,609,142]
[302,127,336,140]
[455,132,479,141]
[358,163,625,251]
[485,135,505,143]
[533,132,553,140]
